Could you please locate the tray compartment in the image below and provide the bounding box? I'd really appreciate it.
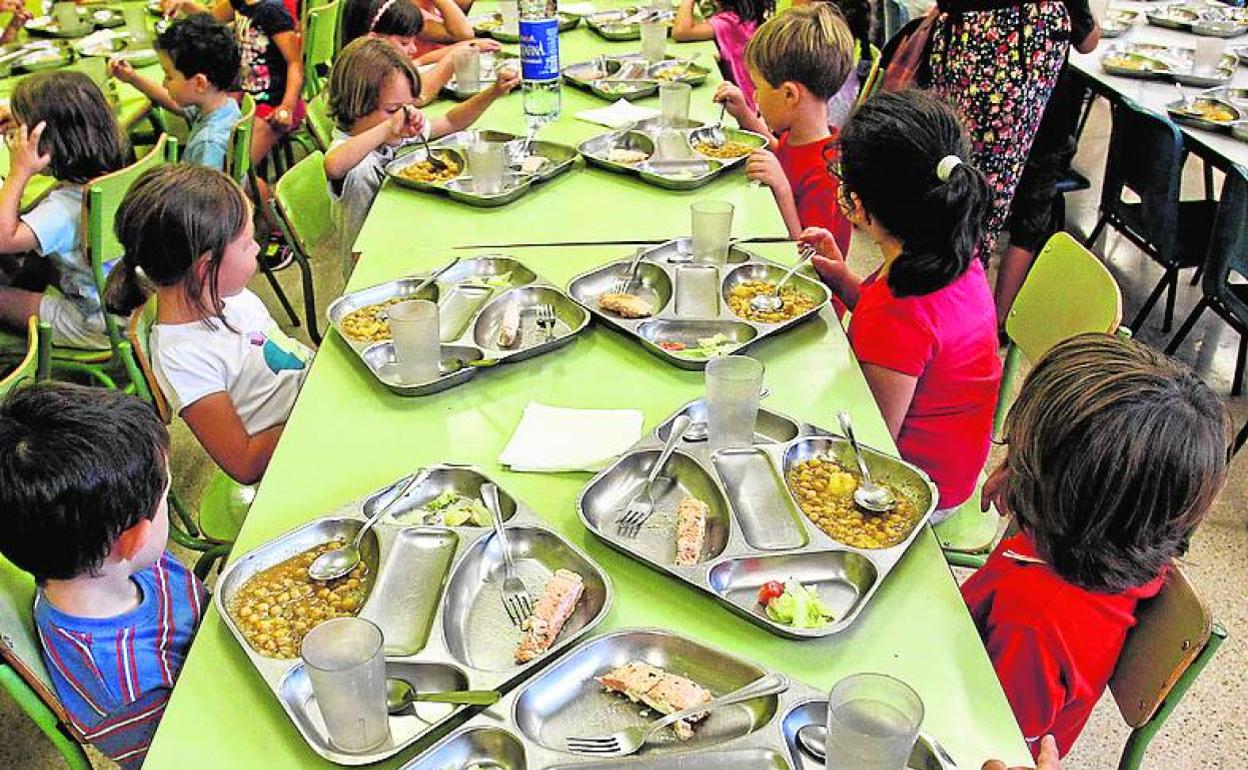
[578,130,656,174]
[360,342,482,393]
[712,447,809,551]
[707,551,878,633]
[513,629,779,755]
[473,286,591,359]
[361,528,459,656]
[441,526,611,672]
[441,256,538,289]
[721,263,829,325]
[327,277,440,334]
[567,260,673,321]
[635,319,756,361]
[440,284,494,342]
[380,465,519,525]
[547,749,790,769]
[399,727,529,770]
[656,400,801,445]
[579,449,731,566]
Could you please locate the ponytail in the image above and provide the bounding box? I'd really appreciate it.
[103,257,151,317]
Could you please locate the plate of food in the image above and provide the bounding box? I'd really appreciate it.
[1166,96,1242,131]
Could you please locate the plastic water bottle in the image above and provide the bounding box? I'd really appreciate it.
[519,0,561,129]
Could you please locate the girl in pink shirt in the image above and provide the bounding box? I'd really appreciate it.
[800,89,1002,511]
[673,0,773,109]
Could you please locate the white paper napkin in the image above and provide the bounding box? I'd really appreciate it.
[574,99,661,129]
[500,402,644,473]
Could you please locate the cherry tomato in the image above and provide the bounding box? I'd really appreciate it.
[757,580,784,604]
[659,341,686,351]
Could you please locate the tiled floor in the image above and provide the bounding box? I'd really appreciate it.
[3,97,1245,770]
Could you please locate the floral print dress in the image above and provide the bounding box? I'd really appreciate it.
[928,1,1071,255]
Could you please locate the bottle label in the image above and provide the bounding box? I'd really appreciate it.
[519,17,560,80]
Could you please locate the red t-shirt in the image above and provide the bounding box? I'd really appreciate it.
[962,533,1167,758]
[774,131,852,255]
[846,259,1000,507]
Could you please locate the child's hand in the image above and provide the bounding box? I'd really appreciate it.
[713,82,750,122]
[982,736,1060,770]
[388,104,426,141]
[6,122,51,177]
[269,104,296,131]
[745,149,787,193]
[0,103,12,131]
[491,65,521,96]
[798,226,844,263]
[980,459,1009,516]
[108,57,138,83]
[464,38,501,53]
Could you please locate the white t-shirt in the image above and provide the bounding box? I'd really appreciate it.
[151,290,314,435]
[327,128,425,259]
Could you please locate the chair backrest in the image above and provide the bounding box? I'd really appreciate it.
[1004,231,1124,363]
[126,296,173,424]
[273,151,336,260]
[0,317,50,395]
[303,0,340,100]
[83,134,172,356]
[305,91,334,152]
[1109,565,1216,728]
[1100,98,1184,258]
[1201,163,1248,305]
[226,93,258,187]
[856,44,883,106]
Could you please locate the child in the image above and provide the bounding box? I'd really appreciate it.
[964,333,1228,759]
[805,0,873,128]
[0,382,206,770]
[325,37,520,258]
[109,14,243,171]
[713,4,854,251]
[105,165,313,485]
[798,90,1000,513]
[673,0,773,109]
[0,71,127,349]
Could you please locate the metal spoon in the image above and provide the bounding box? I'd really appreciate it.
[407,256,461,301]
[384,678,500,714]
[750,246,815,313]
[308,470,429,582]
[704,101,728,148]
[837,411,896,514]
[1174,82,1195,112]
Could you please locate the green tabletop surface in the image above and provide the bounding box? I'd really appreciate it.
[145,239,1030,769]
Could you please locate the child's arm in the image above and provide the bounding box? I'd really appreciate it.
[420,0,475,42]
[324,106,427,180]
[181,393,284,484]
[673,0,714,41]
[0,5,29,44]
[745,149,801,238]
[859,364,917,440]
[268,29,304,133]
[429,66,520,137]
[713,82,773,141]
[415,56,457,106]
[798,226,860,307]
[0,122,48,255]
[108,59,187,117]
[165,0,232,20]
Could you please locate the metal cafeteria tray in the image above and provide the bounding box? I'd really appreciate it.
[397,628,958,770]
[440,51,521,101]
[385,134,578,208]
[1146,5,1200,30]
[1165,96,1243,131]
[327,255,590,396]
[567,240,829,369]
[586,6,673,40]
[215,464,614,766]
[576,399,937,639]
[24,8,94,37]
[470,10,580,41]
[578,126,765,190]
[563,55,712,94]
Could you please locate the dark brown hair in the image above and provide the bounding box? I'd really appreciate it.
[11,70,127,184]
[328,37,421,132]
[341,0,424,46]
[1004,333,1229,593]
[745,4,853,100]
[104,164,250,323]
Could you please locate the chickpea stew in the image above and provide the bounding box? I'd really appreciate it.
[786,458,921,549]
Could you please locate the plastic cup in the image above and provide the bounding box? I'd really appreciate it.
[300,618,391,753]
[656,127,690,160]
[705,355,763,450]
[675,265,719,317]
[691,200,734,264]
[467,140,507,195]
[499,0,519,32]
[824,674,924,770]
[123,4,151,45]
[639,20,667,63]
[659,81,691,126]
[388,299,441,384]
[452,46,481,92]
[1195,38,1225,72]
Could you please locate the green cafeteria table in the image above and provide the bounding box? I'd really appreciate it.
[144,12,1031,770]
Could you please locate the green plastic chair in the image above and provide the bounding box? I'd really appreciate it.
[127,296,254,546]
[0,317,51,395]
[855,44,883,107]
[305,90,334,152]
[302,0,340,101]
[272,151,337,342]
[935,232,1122,560]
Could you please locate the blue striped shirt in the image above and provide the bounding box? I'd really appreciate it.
[33,552,206,769]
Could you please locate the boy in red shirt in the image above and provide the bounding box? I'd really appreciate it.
[964,333,1229,760]
[713,4,854,252]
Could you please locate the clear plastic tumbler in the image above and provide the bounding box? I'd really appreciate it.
[691,200,734,264]
[705,355,763,450]
[301,617,391,753]
[467,140,506,194]
[639,20,667,63]
[824,673,924,770]
[388,299,441,384]
[659,81,692,126]
[452,46,481,92]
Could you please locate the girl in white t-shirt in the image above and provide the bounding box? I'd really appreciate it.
[106,165,313,484]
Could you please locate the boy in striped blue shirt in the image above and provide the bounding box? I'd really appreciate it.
[0,384,206,769]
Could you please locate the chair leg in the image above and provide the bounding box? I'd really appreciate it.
[257,254,302,328]
[1204,159,1215,202]
[1075,92,1096,141]
[0,665,93,770]
[296,251,320,345]
[1129,273,1172,333]
[1234,418,1248,456]
[1233,332,1247,398]
[1164,297,1208,354]
[169,488,201,538]
[1190,265,1204,286]
[1162,271,1180,334]
[1087,214,1107,249]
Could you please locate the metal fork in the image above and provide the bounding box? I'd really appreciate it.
[565,672,790,757]
[481,482,532,626]
[534,304,556,341]
[615,415,691,537]
[608,247,647,295]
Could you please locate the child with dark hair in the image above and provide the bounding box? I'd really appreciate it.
[799,89,1000,513]
[105,165,312,484]
[109,13,243,170]
[673,0,775,109]
[964,333,1229,759]
[0,382,206,770]
[0,71,127,349]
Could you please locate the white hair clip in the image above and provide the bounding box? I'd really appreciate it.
[369,0,398,32]
[936,154,963,182]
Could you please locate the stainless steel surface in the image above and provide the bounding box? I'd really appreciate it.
[579,123,760,189]
[591,78,659,101]
[649,58,711,87]
[689,126,768,160]
[567,242,831,370]
[384,678,500,713]
[386,132,575,205]
[1166,97,1242,131]
[384,146,467,191]
[837,411,897,514]
[446,173,534,207]
[308,470,431,581]
[616,414,692,537]
[576,402,937,639]
[564,672,790,757]
[213,464,614,765]
[749,247,814,313]
[483,482,534,627]
[328,256,590,396]
[785,700,958,770]
[704,101,729,147]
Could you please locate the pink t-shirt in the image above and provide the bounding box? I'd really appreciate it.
[709,11,759,109]
[847,259,1001,508]
[412,0,446,57]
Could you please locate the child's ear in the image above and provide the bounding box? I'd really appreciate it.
[781,81,802,105]
[114,518,154,563]
[192,73,213,92]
